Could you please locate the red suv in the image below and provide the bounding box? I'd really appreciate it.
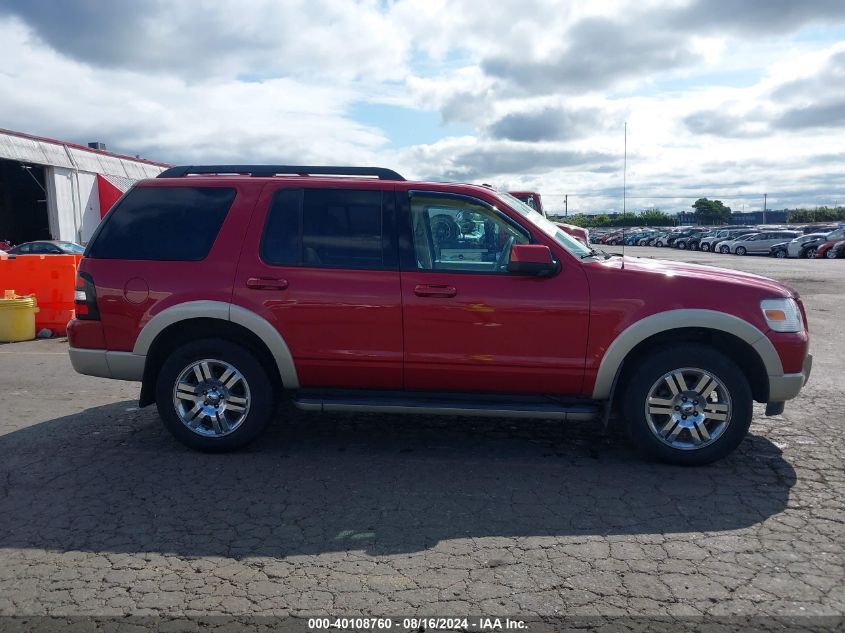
[68,165,812,464]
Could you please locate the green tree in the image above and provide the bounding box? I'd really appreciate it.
[639,208,673,226]
[788,206,845,223]
[692,198,731,224]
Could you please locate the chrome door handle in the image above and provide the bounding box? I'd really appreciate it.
[246,277,289,290]
[414,284,457,298]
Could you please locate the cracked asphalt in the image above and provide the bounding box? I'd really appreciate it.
[0,247,842,619]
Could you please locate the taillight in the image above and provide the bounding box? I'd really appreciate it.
[74,272,100,320]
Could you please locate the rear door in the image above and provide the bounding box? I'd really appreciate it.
[233,184,403,389]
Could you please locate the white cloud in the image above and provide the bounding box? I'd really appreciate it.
[0,0,843,213]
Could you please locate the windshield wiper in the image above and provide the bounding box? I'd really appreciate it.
[580,248,610,260]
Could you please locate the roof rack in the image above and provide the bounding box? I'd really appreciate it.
[156,165,405,180]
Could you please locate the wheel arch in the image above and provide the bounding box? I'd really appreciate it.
[593,310,781,406]
[135,301,299,407]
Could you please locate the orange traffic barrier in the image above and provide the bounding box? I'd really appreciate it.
[0,254,82,335]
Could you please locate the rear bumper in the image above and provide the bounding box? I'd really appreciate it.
[766,353,812,413]
[68,347,145,381]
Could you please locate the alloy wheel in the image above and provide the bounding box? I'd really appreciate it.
[644,367,732,451]
[172,358,251,437]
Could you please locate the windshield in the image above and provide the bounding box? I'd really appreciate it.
[497,192,593,258]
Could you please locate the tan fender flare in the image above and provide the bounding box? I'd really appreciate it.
[133,300,300,389]
[591,309,782,400]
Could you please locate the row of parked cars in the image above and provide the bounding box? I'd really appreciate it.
[591,224,845,259]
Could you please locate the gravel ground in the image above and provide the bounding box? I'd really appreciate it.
[0,247,842,621]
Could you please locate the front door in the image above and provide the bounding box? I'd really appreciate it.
[233,184,403,389]
[399,190,590,395]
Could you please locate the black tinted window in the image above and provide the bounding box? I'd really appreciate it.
[261,189,302,266]
[88,187,235,260]
[262,188,385,269]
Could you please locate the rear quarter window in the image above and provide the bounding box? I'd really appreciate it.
[87,186,236,260]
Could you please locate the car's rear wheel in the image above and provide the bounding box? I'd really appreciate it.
[622,344,752,465]
[825,248,837,259]
[156,338,274,452]
[678,242,687,250]
[804,247,817,259]
[700,243,710,252]
[735,246,747,256]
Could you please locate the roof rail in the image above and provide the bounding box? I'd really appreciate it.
[156,165,405,180]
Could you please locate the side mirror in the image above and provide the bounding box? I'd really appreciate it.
[507,244,558,277]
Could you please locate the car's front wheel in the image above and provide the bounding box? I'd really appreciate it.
[825,248,837,259]
[775,249,787,258]
[622,344,753,465]
[678,241,687,250]
[700,243,710,252]
[156,338,274,451]
[719,245,730,254]
[804,247,818,259]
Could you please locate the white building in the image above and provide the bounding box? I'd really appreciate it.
[0,128,168,246]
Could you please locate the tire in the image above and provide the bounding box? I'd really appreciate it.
[700,243,710,252]
[690,242,699,251]
[804,247,817,259]
[622,344,753,465]
[156,338,274,452]
[719,245,730,254]
[775,249,787,258]
[678,242,687,250]
[655,241,664,248]
[825,249,837,259]
[735,246,747,256]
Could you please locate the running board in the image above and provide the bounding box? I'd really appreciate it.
[292,390,599,421]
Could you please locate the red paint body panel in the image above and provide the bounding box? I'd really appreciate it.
[76,180,260,351]
[67,319,106,349]
[400,268,590,394]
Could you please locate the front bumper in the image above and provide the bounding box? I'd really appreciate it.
[765,353,812,415]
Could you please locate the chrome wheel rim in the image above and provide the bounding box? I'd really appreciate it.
[645,367,732,451]
[172,359,250,437]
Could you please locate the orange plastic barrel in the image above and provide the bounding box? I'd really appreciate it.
[0,254,79,335]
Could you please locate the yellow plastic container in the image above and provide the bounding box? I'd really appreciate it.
[0,293,38,343]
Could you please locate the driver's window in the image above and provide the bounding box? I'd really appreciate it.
[410,194,528,272]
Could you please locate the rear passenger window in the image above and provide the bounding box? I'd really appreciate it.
[261,188,386,269]
[87,187,235,261]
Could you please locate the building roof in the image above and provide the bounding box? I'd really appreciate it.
[0,127,169,179]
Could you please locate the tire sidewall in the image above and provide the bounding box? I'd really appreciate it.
[622,345,753,465]
[156,338,274,452]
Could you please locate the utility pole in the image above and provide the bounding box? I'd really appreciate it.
[763,193,767,224]
[564,194,568,218]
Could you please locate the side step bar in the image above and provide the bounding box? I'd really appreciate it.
[292,391,599,421]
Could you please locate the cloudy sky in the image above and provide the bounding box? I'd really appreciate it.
[1,0,844,214]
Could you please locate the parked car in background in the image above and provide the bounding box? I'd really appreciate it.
[802,224,839,235]
[817,239,845,259]
[67,164,812,465]
[652,232,678,247]
[720,231,800,255]
[6,240,85,255]
[673,230,710,250]
[787,233,825,259]
[700,228,754,253]
[770,242,790,258]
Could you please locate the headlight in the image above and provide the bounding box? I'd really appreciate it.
[760,298,804,332]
